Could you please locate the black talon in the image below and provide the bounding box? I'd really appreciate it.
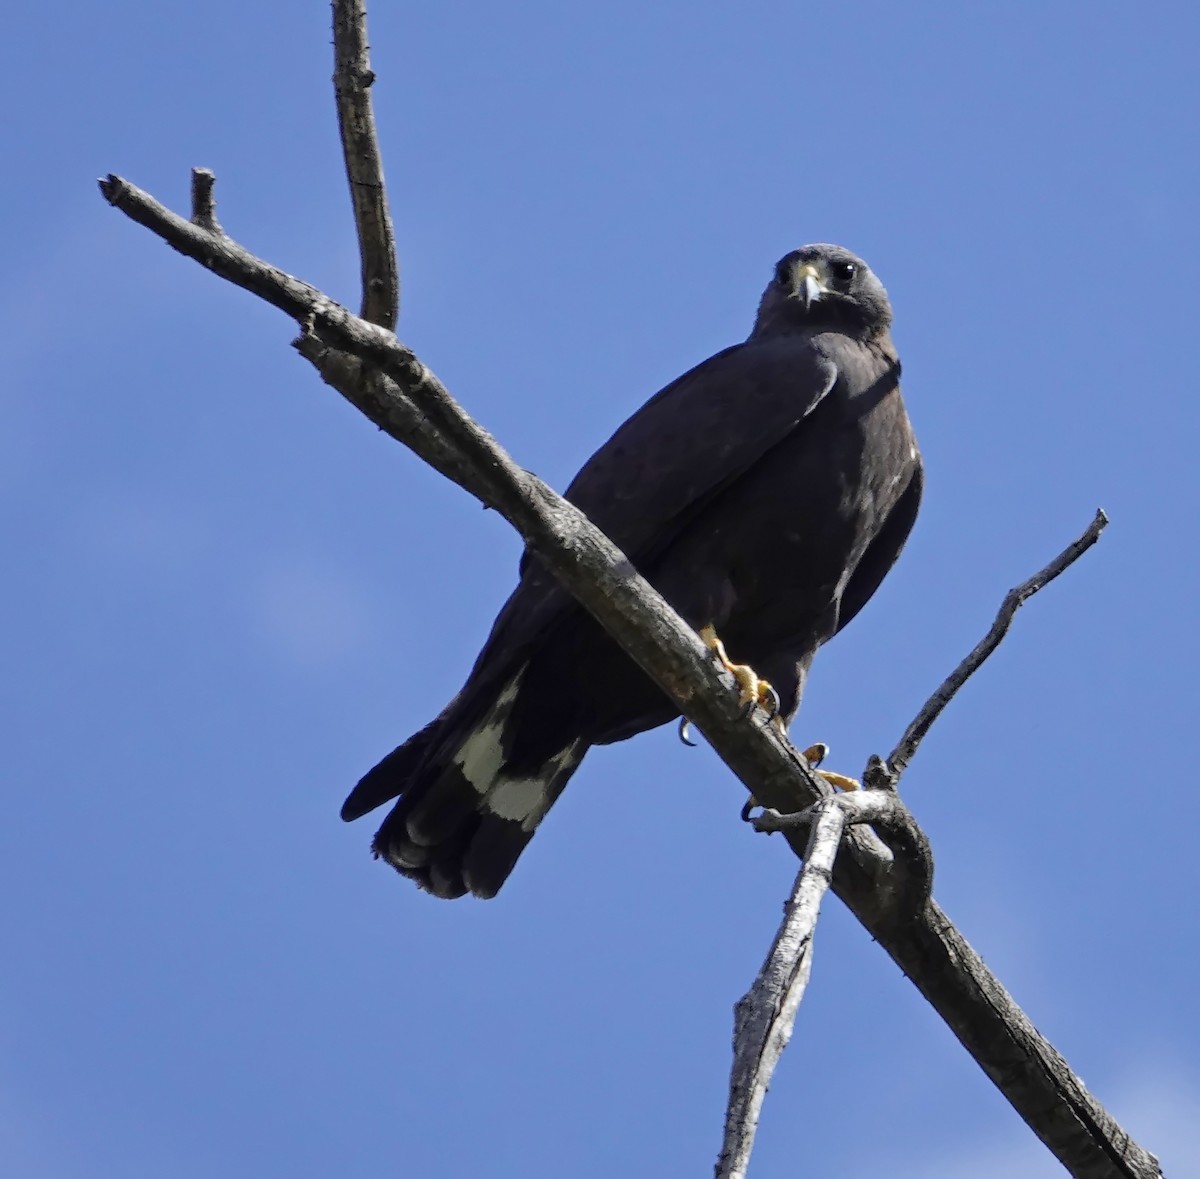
[738,698,757,720]
[740,798,756,822]
[761,684,781,718]
[678,718,698,747]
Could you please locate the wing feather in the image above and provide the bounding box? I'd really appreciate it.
[562,335,836,565]
[467,334,837,689]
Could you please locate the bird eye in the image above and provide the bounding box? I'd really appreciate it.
[774,259,793,286]
[833,260,857,283]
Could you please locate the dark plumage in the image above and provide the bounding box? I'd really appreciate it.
[342,244,923,899]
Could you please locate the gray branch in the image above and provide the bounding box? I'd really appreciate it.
[754,781,933,921]
[722,789,937,1178]
[718,800,848,1179]
[332,0,399,328]
[720,788,935,1176]
[95,11,1160,1175]
[190,167,221,234]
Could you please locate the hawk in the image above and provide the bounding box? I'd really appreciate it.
[342,244,922,898]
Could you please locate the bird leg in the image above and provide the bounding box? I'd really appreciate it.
[696,625,862,800]
[699,624,782,726]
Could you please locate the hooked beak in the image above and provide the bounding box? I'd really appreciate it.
[795,262,829,312]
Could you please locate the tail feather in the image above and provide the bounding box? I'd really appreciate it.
[462,741,583,898]
[461,816,533,900]
[354,673,587,899]
[427,858,471,900]
[370,747,585,899]
[341,715,443,822]
[404,675,523,844]
[382,815,479,900]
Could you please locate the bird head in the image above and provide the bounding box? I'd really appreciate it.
[752,244,892,342]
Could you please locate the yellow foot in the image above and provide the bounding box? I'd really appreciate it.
[818,770,860,791]
[801,742,859,792]
[699,624,780,720]
[740,742,855,822]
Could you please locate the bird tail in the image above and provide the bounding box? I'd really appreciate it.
[341,672,587,900]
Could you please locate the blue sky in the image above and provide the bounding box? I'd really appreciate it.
[3,1,1198,1175]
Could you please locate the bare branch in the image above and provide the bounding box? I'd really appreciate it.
[753,782,914,834]
[94,172,831,810]
[98,169,1159,1179]
[190,167,222,234]
[885,508,1109,781]
[753,783,933,920]
[332,0,399,328]
[718,801,847,1179]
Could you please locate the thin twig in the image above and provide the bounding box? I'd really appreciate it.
[885,508,1109,781]
[332,0,399,328]
[190,168,222,234]
[717,801,847,1179]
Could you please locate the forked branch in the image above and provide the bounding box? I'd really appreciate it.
[721,789,932,1179]
[95,3,1159,1176]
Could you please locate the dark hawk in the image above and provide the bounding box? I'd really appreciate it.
[342,243,922,898]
